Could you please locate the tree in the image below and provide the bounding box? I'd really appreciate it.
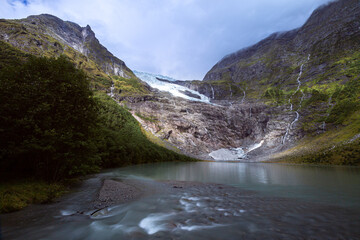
[0,56,99,181]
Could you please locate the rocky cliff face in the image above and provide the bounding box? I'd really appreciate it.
[0,14,150,96]
[132,0,360,161]
[1,14,131,78]
[126,91,296,159]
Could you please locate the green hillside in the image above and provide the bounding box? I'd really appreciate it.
[0,42,194,213]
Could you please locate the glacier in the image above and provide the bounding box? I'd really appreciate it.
[134,71,211,104]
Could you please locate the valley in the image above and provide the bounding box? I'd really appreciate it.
[0,0,360,239]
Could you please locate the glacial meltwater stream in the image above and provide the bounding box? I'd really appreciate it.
[2,162,360,239]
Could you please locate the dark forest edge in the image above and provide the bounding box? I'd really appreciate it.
[0,48,195,213]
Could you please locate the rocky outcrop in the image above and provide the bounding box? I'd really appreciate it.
[125,91,299,160]
[23,14,132,78]
[0,14,133,78]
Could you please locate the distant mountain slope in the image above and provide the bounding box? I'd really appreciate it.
[183,0,359,102]
[0,14,150,97]
[170,0,360,163]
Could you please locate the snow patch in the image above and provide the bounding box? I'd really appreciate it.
[209,148,246,161]
[134,71,211,104]
[209,140,264,161]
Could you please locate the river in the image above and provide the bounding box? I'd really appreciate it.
[2,162,360,239]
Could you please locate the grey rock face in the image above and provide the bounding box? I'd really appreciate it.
[20,14,131,78]
[126,91,298,160]
[129,0,358,160]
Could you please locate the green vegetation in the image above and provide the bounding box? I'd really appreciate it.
[0,55,100,181]
[94,92,192,168]
[113,75,148,95]
[0,41,29,65]
[274,138,360,166]
[303,89,328,107]
[135,112,158,123]
[0,181,66,213]
[273,109,360,165]
[275,50,360,165]
[262,86,286,105]
[0,49,194,212]
[0,20,149,96]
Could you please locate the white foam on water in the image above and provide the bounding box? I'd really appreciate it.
[180,198,196,212]
[139,213,174,235]
[90,221,105,231]
[180,224,224,231]
[196,202,205,207]
[216,208,226,211]
[60,210,76,216]
[188,197,201,201]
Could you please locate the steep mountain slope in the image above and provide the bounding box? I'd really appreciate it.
[200,0,360,100]
[0,14,150,97]
[130,0,360,163]
[189,0,360,163]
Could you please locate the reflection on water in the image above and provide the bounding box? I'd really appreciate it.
[114,162,360,209]
[2,162,360,239]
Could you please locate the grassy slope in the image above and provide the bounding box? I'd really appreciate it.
[0,40,195,213]
[0,181,66,213]
[0,19,149,96]
[196,41,360,165]
[271,51,360,165]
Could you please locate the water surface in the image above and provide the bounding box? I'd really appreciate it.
[2,162,360,239]
[115,162,360,209]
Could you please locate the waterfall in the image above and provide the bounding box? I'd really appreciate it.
[282,56,309,144]
[299,90,305,108]
[295,64,304,92]
[322,95,335,131]
[109,82,115,97]
[241,89,246,103]
[211,85,215,99]
[229,85,233,98]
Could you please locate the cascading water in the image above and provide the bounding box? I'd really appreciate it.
[322,95,335,131]
[109,82,115,98]
[210,85,215,100]
[241,89,246,103]
[282,55,309,145]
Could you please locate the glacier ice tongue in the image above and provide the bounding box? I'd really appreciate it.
[134,71,211,104]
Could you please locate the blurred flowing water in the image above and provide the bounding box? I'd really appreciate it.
[2,162,360,239]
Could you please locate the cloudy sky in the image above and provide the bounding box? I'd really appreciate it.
[1,0,331,79]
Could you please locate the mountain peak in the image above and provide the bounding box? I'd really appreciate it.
[1,14,133,78]
[203,0,360,82]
